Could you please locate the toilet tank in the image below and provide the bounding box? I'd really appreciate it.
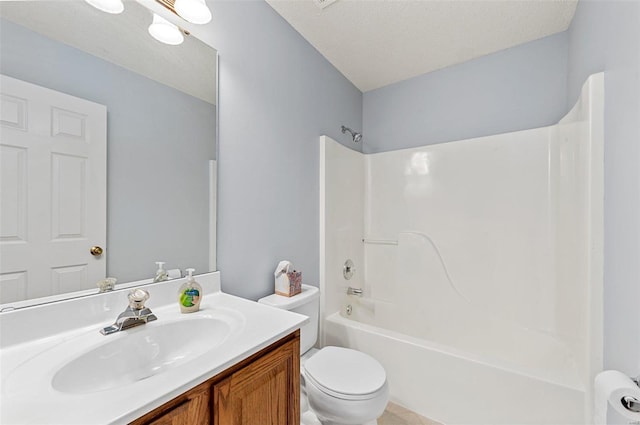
[258,284,319,354]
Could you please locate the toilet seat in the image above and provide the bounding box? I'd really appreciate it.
[303,346,386,401]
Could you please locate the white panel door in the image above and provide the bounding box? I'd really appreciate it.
[0,74,106,304]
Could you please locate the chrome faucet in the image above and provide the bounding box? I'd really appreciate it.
[347,286,363,297]
[100,289,157,335]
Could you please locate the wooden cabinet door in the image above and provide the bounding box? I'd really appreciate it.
[132,386,210,425]
[213,337,300,425]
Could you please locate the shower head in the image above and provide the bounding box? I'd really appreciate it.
[341,125,362,143]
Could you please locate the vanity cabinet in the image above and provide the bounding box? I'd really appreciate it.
[145,386,210,425]
[131,330,300,425]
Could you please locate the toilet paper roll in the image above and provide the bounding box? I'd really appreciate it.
[594,370,640,424]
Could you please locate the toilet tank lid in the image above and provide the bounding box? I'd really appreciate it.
[257,284,319,310]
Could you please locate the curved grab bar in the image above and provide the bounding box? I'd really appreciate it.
[401,231,468,302]
[363,231,468,302]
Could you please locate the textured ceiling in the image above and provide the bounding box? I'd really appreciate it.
[0,1,216,104]
[266,0,578,92]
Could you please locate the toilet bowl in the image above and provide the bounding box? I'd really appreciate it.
[258,285,389,425]
[303,346,389,425]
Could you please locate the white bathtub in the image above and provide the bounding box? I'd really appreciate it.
[323,309,586,425]
[319,74,603,425]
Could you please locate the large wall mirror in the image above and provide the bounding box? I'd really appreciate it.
[0,1,217,307]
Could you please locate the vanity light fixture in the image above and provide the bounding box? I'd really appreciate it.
[85,0,208,46]
[84,0,124,14]
[148,13,184,45]
[173,0,212,25]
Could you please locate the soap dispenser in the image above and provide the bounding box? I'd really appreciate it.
[178,268,202,313]
[153,261,168,283]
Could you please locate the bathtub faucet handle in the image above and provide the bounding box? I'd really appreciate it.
[347,287,363,297]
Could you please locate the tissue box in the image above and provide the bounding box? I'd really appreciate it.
[275,271,302,297]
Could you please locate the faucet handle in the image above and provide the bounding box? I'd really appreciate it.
[128,289,150,310]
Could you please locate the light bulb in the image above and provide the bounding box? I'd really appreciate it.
[174,0,212,25]
[84,0,124,14]
[148,14,184,45]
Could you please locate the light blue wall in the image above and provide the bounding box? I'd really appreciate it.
[0,19,216,282]
[567,0,640,382]
[362,32,569,153]
[210,1,362,300]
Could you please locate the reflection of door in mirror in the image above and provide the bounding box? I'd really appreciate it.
[0,74,107,304]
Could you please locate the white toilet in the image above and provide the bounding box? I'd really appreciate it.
[258,284,389,425]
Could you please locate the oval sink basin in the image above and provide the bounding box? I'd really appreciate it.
[52,317,231,394]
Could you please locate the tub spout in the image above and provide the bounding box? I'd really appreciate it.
[347,287,363,297]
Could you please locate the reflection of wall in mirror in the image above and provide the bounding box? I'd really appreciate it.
[0,18,217,286]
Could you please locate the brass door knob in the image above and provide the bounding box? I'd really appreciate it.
[90,246,104,256]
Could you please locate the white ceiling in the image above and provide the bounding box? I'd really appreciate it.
[266,0,578,92]
[0,0,216,104]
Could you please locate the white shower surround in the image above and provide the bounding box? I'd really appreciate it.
[319,73,603,424]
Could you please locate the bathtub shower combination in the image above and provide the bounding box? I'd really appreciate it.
[319,74,603,424]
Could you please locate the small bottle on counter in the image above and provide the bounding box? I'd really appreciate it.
[178,268,202,313]
[153,261,168,283]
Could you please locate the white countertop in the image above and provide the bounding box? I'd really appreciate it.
[0,272,307,424]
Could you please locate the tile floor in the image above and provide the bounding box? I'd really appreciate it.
[378,402,442,425]
[301,400,440,425]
